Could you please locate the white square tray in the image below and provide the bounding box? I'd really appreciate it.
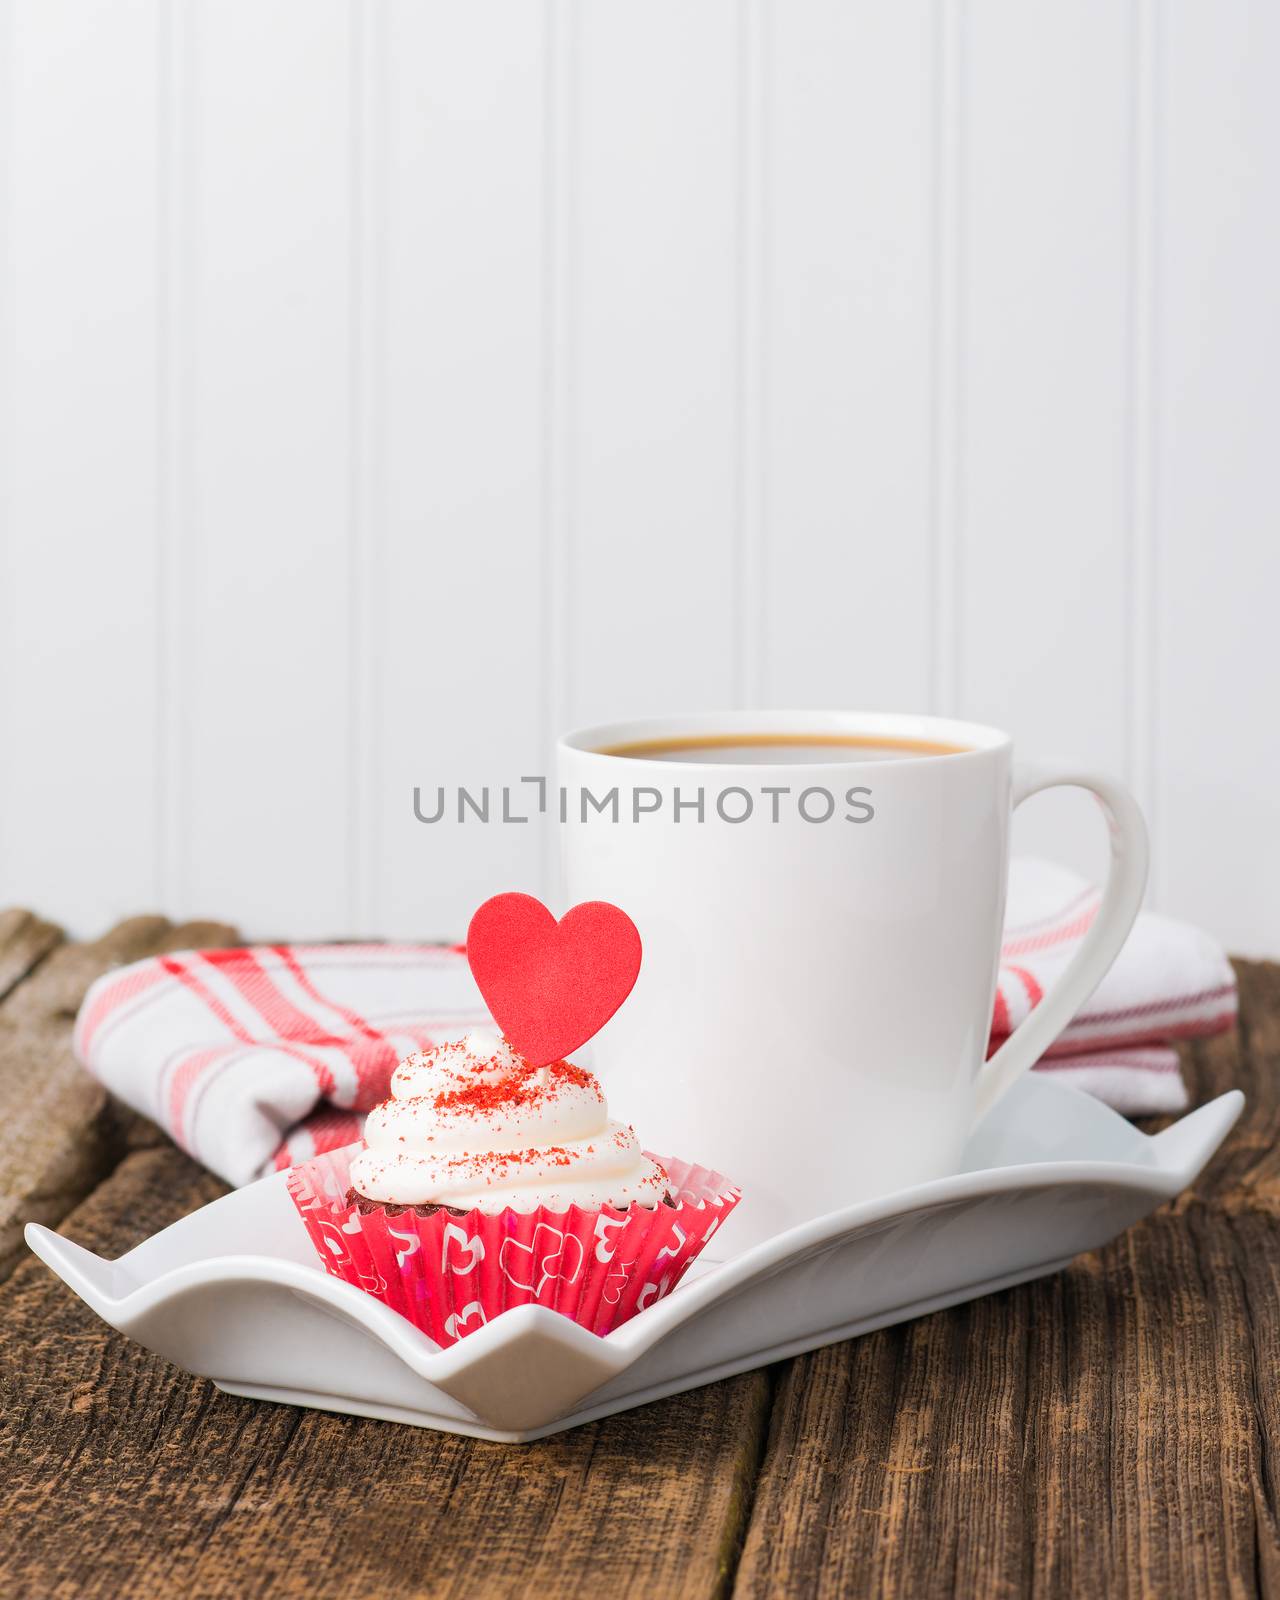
[27,1076,1240,1442]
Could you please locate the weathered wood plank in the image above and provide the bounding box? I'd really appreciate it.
[0,908,62,1001]
[731,960,1279,1599]
[0,1140,771,1600]
[1177,960,1280,1210]
[0,913,237,1281]
[733,1206,1279,1598]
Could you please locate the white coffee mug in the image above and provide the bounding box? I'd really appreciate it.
[558,710,1148,1253]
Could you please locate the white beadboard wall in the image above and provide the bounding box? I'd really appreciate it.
[0,0,1277,954]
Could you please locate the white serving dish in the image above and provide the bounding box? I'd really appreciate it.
[26,1076,1241,1443]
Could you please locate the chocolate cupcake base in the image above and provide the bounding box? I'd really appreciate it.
[344,1186,676,1218]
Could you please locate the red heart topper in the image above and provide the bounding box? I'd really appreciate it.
[465,892,642,1066]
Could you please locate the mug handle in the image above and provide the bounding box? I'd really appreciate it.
[973,763,1150,1120]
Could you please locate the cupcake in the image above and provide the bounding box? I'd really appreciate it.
[287,1028,738,1346]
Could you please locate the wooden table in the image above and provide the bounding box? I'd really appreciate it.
[0,908,1277,1599]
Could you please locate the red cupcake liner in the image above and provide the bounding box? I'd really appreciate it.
[286,1145,740,1347]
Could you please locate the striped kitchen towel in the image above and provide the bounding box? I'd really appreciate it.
[992,859,1235,1116]
[74,860,1237,1187]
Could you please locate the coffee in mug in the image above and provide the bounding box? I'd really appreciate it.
[599,731,969,764]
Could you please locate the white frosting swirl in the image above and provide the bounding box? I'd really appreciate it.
[348,1029,669,1213]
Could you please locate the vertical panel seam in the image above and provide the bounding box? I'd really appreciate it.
[541,0,576,896]
[1127,0,1160,905]
[735,0,768,708]
[156,0,193,915]
[930,0,964,717]
[347,0,386,936]
[0,0,12,884]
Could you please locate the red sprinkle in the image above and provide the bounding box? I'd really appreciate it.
[437,1145,579,1180]
[432,1055,598,1118]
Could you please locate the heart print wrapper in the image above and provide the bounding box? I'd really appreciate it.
[287,1145,740,1347]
